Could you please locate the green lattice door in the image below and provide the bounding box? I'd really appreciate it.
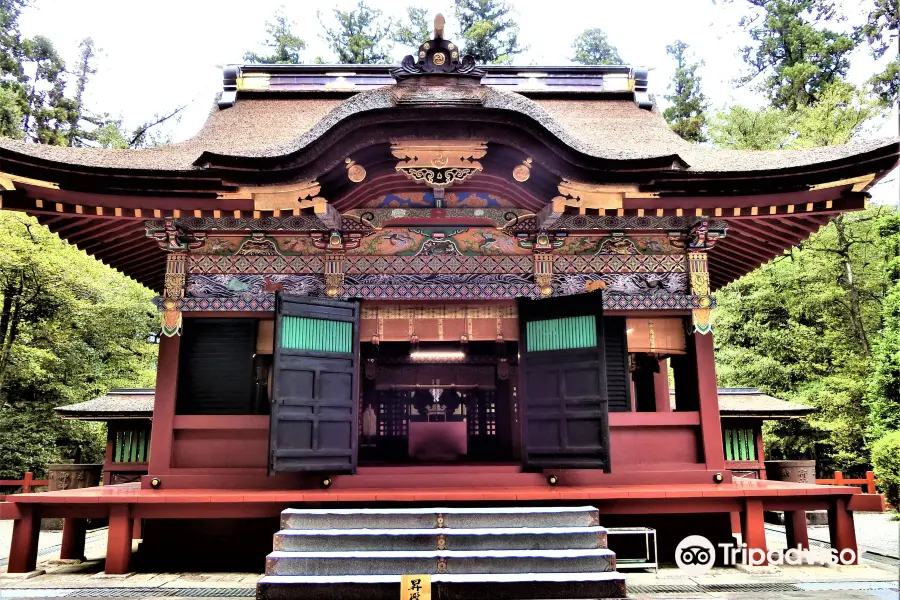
[269,293,360,474]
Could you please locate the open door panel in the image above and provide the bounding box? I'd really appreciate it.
[269,293,360,474]
[517,294,611,472]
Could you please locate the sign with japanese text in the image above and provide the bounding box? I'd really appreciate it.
[401,574,431,600]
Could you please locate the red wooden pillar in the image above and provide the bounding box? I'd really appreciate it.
[105,505,134,574]
[59,518,87,560]
[694,331,725,471]
[784,510,809,550]
[654,358,671,412]
[147,333,180,475]
[740,498,767,565]
[827,497,858,565]
[7,506,40,573]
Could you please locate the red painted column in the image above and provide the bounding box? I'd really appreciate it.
[60,518,87,560]
[741,498,768,565]
[654,358,671,412]
[729,511,742,536]
[827,497,858,564]
[694,331,725,471]
[7,506,40,573]
[784,510,809,550]
[147,333,181,475]
[105,505,134,574]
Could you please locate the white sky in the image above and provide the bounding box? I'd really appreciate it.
[18,0,899,202]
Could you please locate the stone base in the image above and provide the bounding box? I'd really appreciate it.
[0,569,45,579]
[257,574,627,599]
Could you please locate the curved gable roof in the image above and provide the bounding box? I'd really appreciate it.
[0,81,895,176]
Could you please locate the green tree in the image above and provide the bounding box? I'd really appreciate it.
[454,0,525,65]
[710,82,882,149]
[0,0,27,79]
[0,213,157,478]
[663,40,708,143]
[243,6,307,64]
[789,82,883,147]
[867,214,900,441]
[735,0,856,111]
[0,86,22,138]
[709,105,793,149]
[858,0,899,105]
[393,6,431,48]
[714,208,894,474]
[570,28,622,65]
[20,35,74,145]
[65,37,98,147]
[320,1,392,65]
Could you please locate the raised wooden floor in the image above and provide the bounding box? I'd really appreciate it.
[0,478,862,576]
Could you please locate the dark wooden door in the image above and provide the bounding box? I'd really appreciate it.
[269,293,360,474]
[517,295,611,472]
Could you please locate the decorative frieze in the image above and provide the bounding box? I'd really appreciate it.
[392,141,487,188]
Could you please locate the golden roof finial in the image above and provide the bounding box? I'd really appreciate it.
[434,14,445,39]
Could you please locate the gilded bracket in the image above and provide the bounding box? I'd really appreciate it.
[688,251,712,334]
[162,252,186,337]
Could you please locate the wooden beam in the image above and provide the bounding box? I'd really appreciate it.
[728,219,800,249]
[65,219,136,245]
[78,225,148,253]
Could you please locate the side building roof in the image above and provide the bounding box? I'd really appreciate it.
[55,389,155,421]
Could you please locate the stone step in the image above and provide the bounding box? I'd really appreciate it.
[274,526,608,552]
[257,572,627,599]
[281,506,599,530]
[264,548,617,576]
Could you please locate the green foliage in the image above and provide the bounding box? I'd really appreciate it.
[0,85,22,139]
[244,6,307,64]
[0,213,157,478]
[871,430,900,508]
[714,209,893,474]
[709,105,793,149]
[866,214,900,441]
[735,0,856,111]
[320,1,393,65]
[663,41,708,143]
[570,28,622,66]
[858,0,898,105]
[392,6,431,48]
[454,0,524,65]
[868,58,899,106]
[710,82,883,149]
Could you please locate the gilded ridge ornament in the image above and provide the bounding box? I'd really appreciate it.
[392,141,487,188]
[391,14,485,83]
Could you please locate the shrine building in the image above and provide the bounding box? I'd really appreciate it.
[0,18,897,599]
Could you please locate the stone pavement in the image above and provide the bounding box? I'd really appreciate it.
[1,519,898,599]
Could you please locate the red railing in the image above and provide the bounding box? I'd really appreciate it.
[0,471,49,498]
[816,471,877,494]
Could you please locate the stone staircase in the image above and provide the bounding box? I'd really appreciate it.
[257,506,626,599]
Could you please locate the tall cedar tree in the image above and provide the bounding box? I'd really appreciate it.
[244,6,307,64]
[321,1,393,64]
[66,37,98,147]
[857,0,899,105]
[454,0,525,65]
[663,41,708,143]
[393,6,431,48]
[736,0,855,111]
[570,29,622,65]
